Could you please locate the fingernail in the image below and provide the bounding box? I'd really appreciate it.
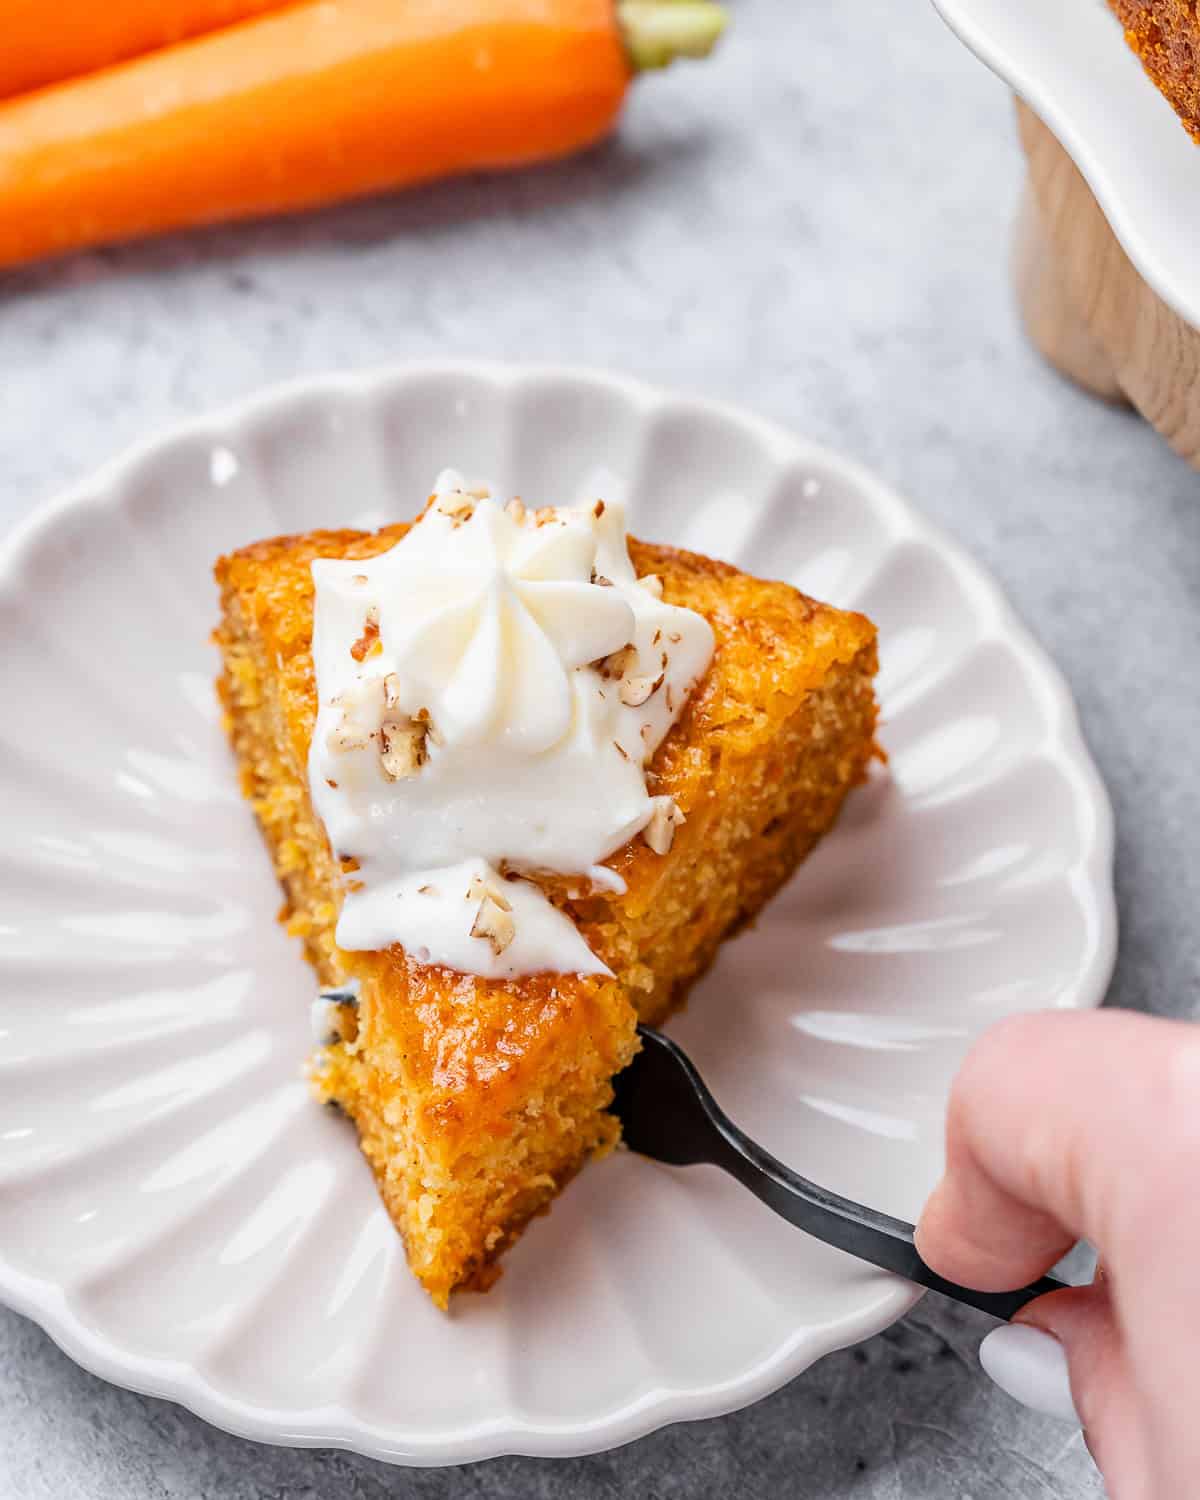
[979,1324,1081,1425]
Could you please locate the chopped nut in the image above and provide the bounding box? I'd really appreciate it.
[640,574,663,598]
[466,873,513,911]
[470,893,516,956]
[379,716,428,780]
[350,606,380,662]
[435,489,475,519]
[619,675,656,707]
[466,871,517,956]
[328,676,388,753]
[593,643,635,680]
[413,706,443,746]
[505,497,527,524]
[327,724,370,754]
[643,798,685,856]
[435,495,474,519]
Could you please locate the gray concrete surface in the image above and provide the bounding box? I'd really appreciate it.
[1,2,1197,1495]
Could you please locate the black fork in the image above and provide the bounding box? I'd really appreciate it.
[610,1025,1069,1322]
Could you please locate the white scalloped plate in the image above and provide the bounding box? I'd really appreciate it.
[0,364,1115,1463]
[931,0,1200,329]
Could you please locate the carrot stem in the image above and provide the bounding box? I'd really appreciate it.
[617,0,728,71]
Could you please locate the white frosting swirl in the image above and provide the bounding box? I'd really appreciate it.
[366,488,635,752]
[308,472,715,978]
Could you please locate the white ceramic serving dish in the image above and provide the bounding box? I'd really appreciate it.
[0,363,1116,1463]
[931,0,1200,329]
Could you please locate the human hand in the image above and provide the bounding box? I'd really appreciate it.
[915,1009,1200,1500]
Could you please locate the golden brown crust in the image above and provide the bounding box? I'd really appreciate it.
[214,519,878,1305]
[1110,0,1200,141]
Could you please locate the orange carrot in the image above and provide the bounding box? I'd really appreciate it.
[0,0,725,270]
[0,1,297,101]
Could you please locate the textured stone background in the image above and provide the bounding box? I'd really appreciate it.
[2,2,1197,1495]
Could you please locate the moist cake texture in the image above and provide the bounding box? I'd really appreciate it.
[1110,0,1200,141]
[215,515,878,1306]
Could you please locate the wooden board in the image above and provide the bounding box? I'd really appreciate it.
[1015,97,1200,468]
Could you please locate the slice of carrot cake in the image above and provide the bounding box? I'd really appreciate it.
[214,472,878,1306]
[1109,0,1200,141]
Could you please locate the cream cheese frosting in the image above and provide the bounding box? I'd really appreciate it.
[308,470,714,978]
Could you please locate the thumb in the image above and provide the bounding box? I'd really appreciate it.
[982,1282,1152,1499]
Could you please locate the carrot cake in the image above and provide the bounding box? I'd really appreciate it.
[214,472,878,1306]
[1110,0,1200,141]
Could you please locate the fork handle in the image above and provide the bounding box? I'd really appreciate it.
[624,1019,1073,1321]
[711,1107,1070,1321]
